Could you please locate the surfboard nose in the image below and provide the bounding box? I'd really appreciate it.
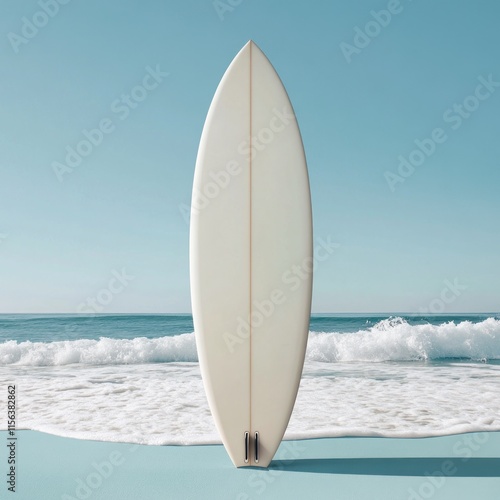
[242,40,262,53]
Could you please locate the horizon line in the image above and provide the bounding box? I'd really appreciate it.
[0,312,497,316]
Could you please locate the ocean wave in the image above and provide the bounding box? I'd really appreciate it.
[1,317,499,366]
[0,333,198,366]
[307,317,500,362]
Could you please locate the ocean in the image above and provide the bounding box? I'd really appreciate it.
[1,314,499,445]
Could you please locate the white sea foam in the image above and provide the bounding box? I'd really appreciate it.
[1,317,499,366]
[1,361,499,445]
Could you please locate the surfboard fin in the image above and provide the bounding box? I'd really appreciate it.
[244,432,249,463]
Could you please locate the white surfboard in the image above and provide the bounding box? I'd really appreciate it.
[190,40,312,468]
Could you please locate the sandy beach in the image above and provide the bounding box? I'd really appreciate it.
[10,430,500,500]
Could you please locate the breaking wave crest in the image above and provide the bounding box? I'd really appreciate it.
[307,317,500,362]
[1,317,499,366]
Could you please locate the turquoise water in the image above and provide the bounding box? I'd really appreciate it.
[0,312,497,343]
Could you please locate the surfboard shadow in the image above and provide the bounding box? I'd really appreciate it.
[271,457,500,477]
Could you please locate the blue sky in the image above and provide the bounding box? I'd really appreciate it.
[1,0,499,313]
